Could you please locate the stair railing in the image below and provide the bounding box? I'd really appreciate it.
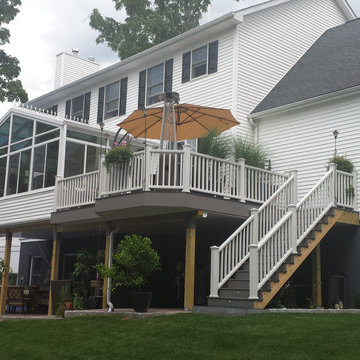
[210,171,297,298]
[249,164,341,299]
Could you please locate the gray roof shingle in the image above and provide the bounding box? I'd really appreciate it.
[251,18,360,114]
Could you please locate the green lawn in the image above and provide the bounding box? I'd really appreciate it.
[0,313,359,360]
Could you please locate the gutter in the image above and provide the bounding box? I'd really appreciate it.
[249,84,360,120]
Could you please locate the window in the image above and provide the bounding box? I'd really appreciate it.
[97,77,128,123]
[0,115,60,197]
[138,59,173,109]
[182,40,218,83]
[65,92,91,123]
[147,63,164,105]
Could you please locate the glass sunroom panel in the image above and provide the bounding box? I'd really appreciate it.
[18,149,31,193]
[36,122,57,135]
[44,141,59,187]
[86,145,99,173]
[32,146,46,190]
[7,153,19,195]
[0,157,7,197]
[64,141,85,177]
[0,118,10,147]
[11,116,33,143]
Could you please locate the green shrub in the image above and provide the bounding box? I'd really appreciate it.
[198,129,232,159]
[328,156,354,173]
[97,234,161,291]
[232,138,268,168]
[104,146,133,172]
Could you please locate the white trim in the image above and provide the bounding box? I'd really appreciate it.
[249,85,360,120]
[335,0,357,19]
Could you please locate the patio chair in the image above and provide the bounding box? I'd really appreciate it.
[7,286,32,313]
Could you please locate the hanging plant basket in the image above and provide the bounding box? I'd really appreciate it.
[104,146,133,173]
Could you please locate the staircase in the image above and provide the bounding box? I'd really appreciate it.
[208,164,358,309]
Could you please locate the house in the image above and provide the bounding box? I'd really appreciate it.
[0,0,356,314]
[249,18,360,307]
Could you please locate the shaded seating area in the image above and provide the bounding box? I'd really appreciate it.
[7,286,32,313]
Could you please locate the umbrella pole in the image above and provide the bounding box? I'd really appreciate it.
[172,100,177,149]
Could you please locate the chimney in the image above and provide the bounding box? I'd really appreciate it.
[54,51,100,89]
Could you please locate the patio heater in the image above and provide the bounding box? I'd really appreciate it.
[159,92,179,149]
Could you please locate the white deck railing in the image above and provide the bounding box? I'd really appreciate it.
[55,171,99,210]
[248,164,356,299]
[209,173,296,297]
[55,146,290,210]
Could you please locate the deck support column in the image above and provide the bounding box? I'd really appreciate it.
[102,224,111,309]
[184,213,196,311]
[0,230,12,314]
[48,226,61,315]
[312,244,322,307]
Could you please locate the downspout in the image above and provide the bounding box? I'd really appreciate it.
[107,226,120,312]
[248,115,259,144]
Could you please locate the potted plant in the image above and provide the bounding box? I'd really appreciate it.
[327,155,354,173]
[97,234,161,313]
[104,145,133,173]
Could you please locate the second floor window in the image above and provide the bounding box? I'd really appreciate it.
[65,92,91,123]
[147,64,164,106]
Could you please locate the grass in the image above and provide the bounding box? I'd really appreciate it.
[0,313,359,360]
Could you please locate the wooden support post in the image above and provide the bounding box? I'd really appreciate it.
[102,225,111,309]
[184,213,196,311]
[312,244,322,307]
[48,227,61,315]
[0,230,12,314]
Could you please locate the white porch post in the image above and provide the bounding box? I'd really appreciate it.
[329,163,337,206]
[99,153,107,196]
[238,158,246,202]
[144,145,152,191]
[352,170,358,210]
[209,246,220,297]
[53,175,63,211]
[289,204,298,254]
[249,208,259,299]
[182,144,191,192]
[289,170,298,205]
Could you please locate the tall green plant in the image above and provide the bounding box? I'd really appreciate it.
[232,138,268,168]
[327,156,354,173]
[198,129,231,159]
[97,234,161,291]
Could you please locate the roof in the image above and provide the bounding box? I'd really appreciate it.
[251,17,360,115]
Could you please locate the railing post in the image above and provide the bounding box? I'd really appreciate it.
[289,170,298,205]
[99,154,107,196]
[289,204,298,254]
[144,145,152,191]
[53,175,62,211]
[209,246,220,298]
[238,158,246,202]
[329,163,337,206]
[249,208,259,299]
[182,144,191,193]
[353,170,358,210]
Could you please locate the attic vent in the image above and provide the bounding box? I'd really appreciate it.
[89,56,95,62]
[72,48,79,56]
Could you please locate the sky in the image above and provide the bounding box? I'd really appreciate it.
[0,0,359,116]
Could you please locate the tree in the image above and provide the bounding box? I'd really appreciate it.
[90,0,212,60]
[0,0,28,103]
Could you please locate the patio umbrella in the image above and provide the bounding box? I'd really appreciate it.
[118,103,239,142]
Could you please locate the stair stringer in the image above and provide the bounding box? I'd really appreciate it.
[254,208,346,309]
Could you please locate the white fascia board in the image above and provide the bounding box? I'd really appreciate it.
[234,0,290,17]
[0,106,65,127]
[249,85,360,121]
[27,13,240,108]
[335,0,357,20]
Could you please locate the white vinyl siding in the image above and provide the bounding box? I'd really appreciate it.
[0,188,55,225]
[236,0,347,140]
[257,92,360,209]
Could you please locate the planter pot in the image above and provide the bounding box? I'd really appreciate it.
[131,292,152,313]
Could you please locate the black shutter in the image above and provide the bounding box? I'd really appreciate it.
[84,92,91,123]
[182,52,191,83]
[164,59,173,93]
[208,40,218,74]
[65,99,71,119]
[138,70,146,109]
[119,77,128,116]
[52,105,58,115]
[97,87,105,124]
